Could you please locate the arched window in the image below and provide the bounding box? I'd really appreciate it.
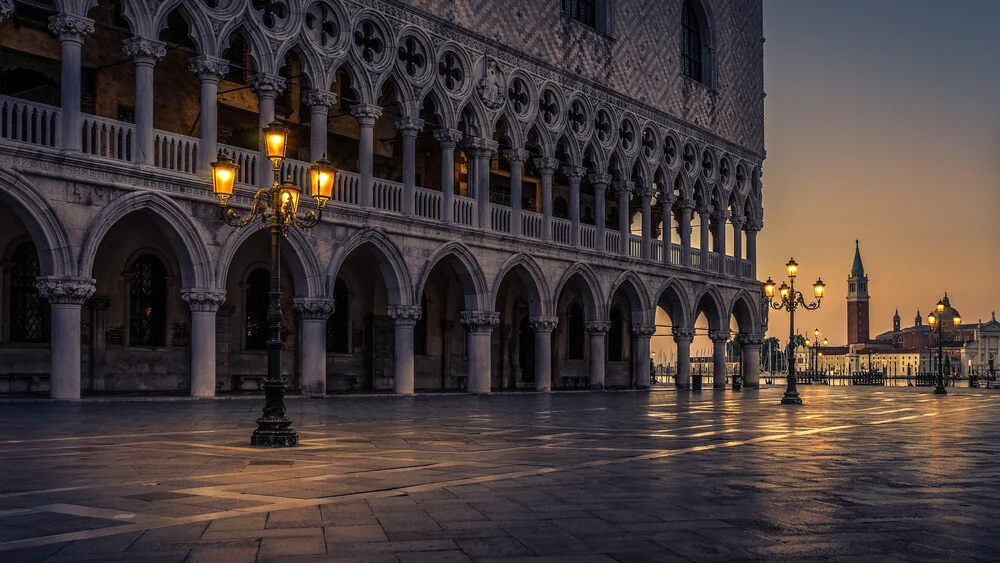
[414,292,428,356]
[681,0,704,83]
[567,302,585,360]
[327,278,349,353]
[245,268,270,350]
[7,241,49,343]
[129,255,169,347]
[608,306,624,361]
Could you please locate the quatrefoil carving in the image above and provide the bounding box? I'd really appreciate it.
[354,20,384,64]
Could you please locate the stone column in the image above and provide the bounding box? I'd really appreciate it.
[88,296,109,391]
[529,317,558,392]
[505,148,528,235]
[632,324,656,389]
[746,222,760,280]
[388,305,422,395]
[37,277,95,400]
[639,185,654,259]
[248,73,286,186]
[709,330,729,389]
[466,138,497,229]
[585,321,610,390]
[48,14,94,151]
[123,37,166,166]
[618,181,634,256]
[351,104,382,208]
[433,129,462,222]
[590,173,610,252]
[293,298,334,396]
[302,89,336,162]
[739,333,763,388]
[182,290,227,397]
[396,117,424,215]
[731,215,745,278]
[660,193,675,266]
[460,311,499,394]
[564,166,585,247]
[535,157,558,241]
[679,201,693,267]
[698,205,712,271]
[673,328,694,389]
[188,56,230,174]
[713,210,728,274]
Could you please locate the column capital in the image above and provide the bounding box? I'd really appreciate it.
[585,321,611,335]
[395,116,425,136]
[562,165,587,182]
[631,324,656,338]
[123,36,166,64]
[293,297,334,320]
[182,289,227,313]
[737,333,765,346]
[48,13,95,43]
[712,209,731,221]
[745,219,763,232]
[533,157,560,173]
[302,88,337,110]
[708,330,731,343]
[350,103,382,126]
[672,327,695,342]
[697,204,714,216]
[463,137,498,157]
[503,148,530,165]
[249,73,287,99]
[433,128,463,148]
[387,304,422,326]
[658,188,676,205]
[619,180,635,196]
[730,214,746,227]
[188,55,230,81]
[678,199,696,211]
[460,310,500,333]
[637,185,656,203]
[36,276,96,305]
[589,173,612,188]
[528,316,559,333]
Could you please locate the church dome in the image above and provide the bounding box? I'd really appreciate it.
[931,293,961,325]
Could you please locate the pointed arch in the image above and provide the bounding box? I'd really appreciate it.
[327,228,412,306]
[277,41,325,92]
[526,122,554,158]
[552,262,603,321]
[608,270,652,325]
[457,101,491,139]
[0,169,73,278]
[654,278,692,330]
[417,86,456,130]
[78,191,212,290]
[693,283,727,331]
[153,0,213,55]
[729,289,759,333]
[490,254,551,317]
[214,223,322,298]
[219,22,273,74]
[556,133,582,167]
[331,58,367,106]
[583,142,606,174]
[415,242,489,311]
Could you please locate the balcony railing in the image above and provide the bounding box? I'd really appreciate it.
[0,96,755,279]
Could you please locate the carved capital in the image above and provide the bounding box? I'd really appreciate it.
[712,209,731,222]
[533,156,560,173]
[697,204,714,216]
[351,103,382,126]
[631,323,656,338]
[462,137,498,157]
[588,173,612,189]
[678,199,696,211]
[737,333,765,346]
[249,73,287,99]
[188,55,230,81]
[584,321,611,335]
[36,277,96,306]
[745,219,763,232]
[503,148,530,165]
[528,316,559,333]
[708,330,731,343]
[293,298,335,320]
[395,116,425,136]
[637,185,656,202]
[182,290,227,313]
[562,166,587,182]
[48,13,95,43]
[672,327,695,342]
[730,214,746,228]
[123,37,166,63]
[460,310,500,333]
[387,305,422,326]
[302,89,337,110]
[433,128,463,148]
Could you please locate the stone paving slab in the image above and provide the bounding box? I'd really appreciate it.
[1,387,1000,561]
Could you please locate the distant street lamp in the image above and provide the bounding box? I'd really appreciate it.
[763,258,825,405]
[927,299,961,396]
[211,121,335,447]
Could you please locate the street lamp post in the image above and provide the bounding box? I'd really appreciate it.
[763,258,825,405]
[927,299,961,396]
[211,121,336,447]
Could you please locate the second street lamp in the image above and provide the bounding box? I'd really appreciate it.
[211,121,335,447]
[927,299,961,396]
[763,258,825,405]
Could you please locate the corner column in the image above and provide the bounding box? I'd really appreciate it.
[48,14,94,151]
[460,311,499,394]
[585,321,610,390]
[37,277,96,399]
[303,89,336,162]
[710,330,729,389]
[433,128,462,222]
[293,298,334,396]
[183,290,227,397]
[123,37,166,165]
[731,215,745,278]
[739,333,763,389]
[504,148,528,235]
[746,222,760,280]
[388,305,422,395]
[618,181,634,256]
[564,166,585,247]
[673,328,694,389]
[188,56,230,174]
[351,104,382,208]
[396,117,424,216]
[529,317,558,392]
[590,173,610,253]
[632,324,656,389]
[248,73,286,186]
[535,157,559,241]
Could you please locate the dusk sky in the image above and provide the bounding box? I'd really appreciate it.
[758,0,1000,345]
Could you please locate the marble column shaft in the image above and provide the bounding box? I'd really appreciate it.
[37,277,96,400]
[389,305,422,395]
[673,328,694,389]
[183,290,227,397]
[49,14,94,151]
[505,149,528,235]
[188,56,230,174]
[433,129,462,223]
[585,321,610,390]
[123,37,166,166]
[530,317,558,392]
[460,311,499,394]
[293,298,334,396]
[351,104,382,207]
[396,117,424,216]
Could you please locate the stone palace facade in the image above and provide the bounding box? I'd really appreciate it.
[0,0,766,398]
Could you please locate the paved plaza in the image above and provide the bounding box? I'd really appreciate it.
[2,387,1000,562]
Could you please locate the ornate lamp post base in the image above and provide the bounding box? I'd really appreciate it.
[250,379,298,447]
[934,386,948,395]
[781,391,803,405]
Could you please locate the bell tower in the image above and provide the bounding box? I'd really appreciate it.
[847,240,870,344]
